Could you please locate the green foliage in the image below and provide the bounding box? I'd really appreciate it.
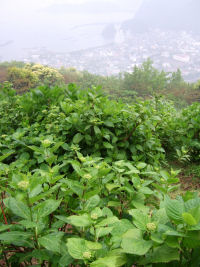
[0,83,200,266]
[59,59,192,106]
[7,66,38,93]
[194,79,200,90]
[26,64,64,87]
[123,59,168,97]
[165,102,200,161]
[59,66,83,84]
[0,59,196,106]
[0,81,16,97]
[7,63,64,93]
[168,69,184,89]
[0,60,26,68]
[184,164,200,180]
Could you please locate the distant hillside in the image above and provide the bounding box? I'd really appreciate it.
[122,0,200,34]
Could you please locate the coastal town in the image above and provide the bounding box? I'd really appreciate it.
[23,28,200,82]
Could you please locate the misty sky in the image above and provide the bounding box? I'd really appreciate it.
[0,0,142,60]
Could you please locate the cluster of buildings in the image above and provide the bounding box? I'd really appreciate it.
[24,29,200,82]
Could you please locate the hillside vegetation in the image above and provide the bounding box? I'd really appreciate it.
[0,65,200,266]
[1,59,200,106]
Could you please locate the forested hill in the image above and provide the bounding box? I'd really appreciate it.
[123,0,200,33]
[1,60,200,106]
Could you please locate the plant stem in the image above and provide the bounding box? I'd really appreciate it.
[3,252,9,267]
[0,201,8,225]
[49,213,53,228]
[27,193,39,249]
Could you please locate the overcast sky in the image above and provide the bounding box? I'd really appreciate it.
[0,0,142,21]
[0,0,142,60]
[0,0,142,37]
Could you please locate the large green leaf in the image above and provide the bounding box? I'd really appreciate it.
[140,245,179,264]
[139,187,154,195]
[29,184,61,204]
[184,198,200,212]
[136,162,147,170]
[160,170,170,181]
[84,195,100,211]
[64,178,84,197]
[90,249,126,267]
[86,241,102,250]
[158,224,186,237]
[153,208,169,224]
[8,197,31,220]
[66,238,89,260]
[94,126,101,135]
[29,181,43,198]
[110,219,134,248]
[165,236,180,249]
[131,192,145,209]
[38,232,64,253]
[27,145,43,153]
[106,184,120,192]
[69,160,82,175]
[121,162,139,174]
[59,252,73,267]
[104,120,114,127]
[0,231,33,247]
[73,133,83,144]
[151,233,164,244]
[129,209,149,230]
[19,220,38,228]
[121,229,152,255]
[103,142,113,149]
[164,196,184,223]
[91,207,103,219]
[96,216,119,227]
[96,227,113,239]
[0,225,12,232]
[34,199,62,219]
[111,219,134,237]
[189,223,200,231]
[189,205,200,223]
[0,231,32,242]
[66,214,92,227]
[182,212,197,226]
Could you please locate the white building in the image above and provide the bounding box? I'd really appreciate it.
[173,54,190,63]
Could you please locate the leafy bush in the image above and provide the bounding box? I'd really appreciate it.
[162,103,200,162]
[7,64,64,93]
[0,83,200,266]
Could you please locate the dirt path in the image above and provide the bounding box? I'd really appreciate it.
[179,170,200,191]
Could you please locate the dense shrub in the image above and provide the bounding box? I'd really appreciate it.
[0,83,200,266]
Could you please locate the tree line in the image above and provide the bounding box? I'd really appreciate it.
[0,59,200,106]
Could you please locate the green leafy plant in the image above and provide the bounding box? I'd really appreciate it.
[0,83,200,266]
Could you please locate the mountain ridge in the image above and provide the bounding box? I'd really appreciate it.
[122,0,200,34]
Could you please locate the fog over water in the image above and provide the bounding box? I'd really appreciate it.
[0,0,141,61]
[1,0,200,81]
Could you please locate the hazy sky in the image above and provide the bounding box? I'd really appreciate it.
[0,0,142,60]
[1,0,142,21]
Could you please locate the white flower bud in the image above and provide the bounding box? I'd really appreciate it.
[91,213,98,220]
[83,251,92,259]
[83,174,92,180]
[146,222,156,231]
[17,180,29,190]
